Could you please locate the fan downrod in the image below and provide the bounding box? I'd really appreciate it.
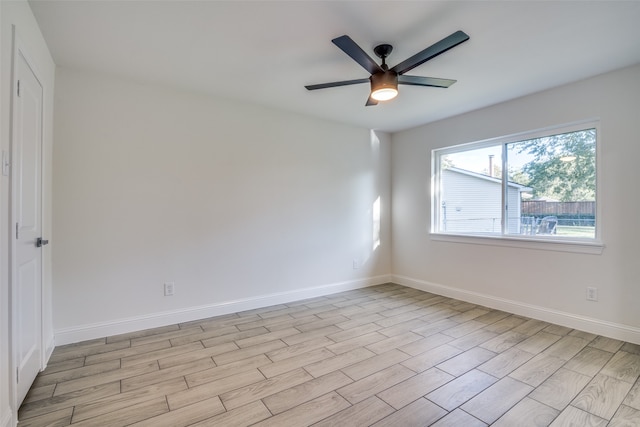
[373,44,393,69]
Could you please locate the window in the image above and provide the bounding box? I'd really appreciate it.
[432,122,599,245]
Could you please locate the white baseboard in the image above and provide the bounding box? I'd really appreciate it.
[42,337,55,369]
[55,275,392,346]
[393,274,640,345]
[0,408,14,427]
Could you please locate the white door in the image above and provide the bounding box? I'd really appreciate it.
[12,46,45,406]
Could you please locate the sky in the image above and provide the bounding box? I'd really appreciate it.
[445,144,533,176]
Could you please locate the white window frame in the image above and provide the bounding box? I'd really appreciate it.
[431,119,603,254]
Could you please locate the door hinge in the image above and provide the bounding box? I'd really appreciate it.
[16,367,19,383]
[16,222,19,239]
[17,80,20,97]
[1,150,9,176]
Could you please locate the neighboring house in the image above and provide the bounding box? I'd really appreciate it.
[440,167,531,234]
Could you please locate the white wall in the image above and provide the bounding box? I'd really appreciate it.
[53,68,391,343]
[391,64,640,343]
[1,1,55,425]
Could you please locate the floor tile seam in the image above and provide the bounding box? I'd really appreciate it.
[506,364,565,389]
[424,370,499,411]
[52,340,110,355]
[67,383,161,424]
[99,360,164,393]
[188,364,266,390]
[587,341,624,353]
[69,401,78,424]
[124,352,198,372]
[519,393,564,419]
[178,317,236,329]
[43,358,88,374]
[34,361,123,385]
[377,307,425,318]
[86,349,171,367]
[299,365,320,380]
[417,396,452,418]
[303,349,378,378]
[262,317,322,332]
[217,371,312,412]
[49,345,129,361]
[527,381,576,412]
[17,382,65,420]
[256,397,276,420]
[254,346,340,376]
[174,356,220,387]
[333,383,358,406]
[614,403,640,419]
[513,339,562,355]
[263,383,351,417]
[606,349,640,359]
[555,376,604,417]
[381,390,448,415]
[568,331,597,343]
[292,322,345,335]
[234,331,301,348]
[337,363,416,392]
[255,309,305,320]
[460,381,535,426]
[568,374,637,420]
[269,342,338,365]
[34,376,130,417]
[51,364,157,399]
[454,408,489,427]
[214,338,288,359]
[565,404,610,423]
[558,354,611,380]
[338,366,362,383]
[370,396,443,426]
[374,370,454,410]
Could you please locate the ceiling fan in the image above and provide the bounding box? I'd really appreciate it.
[305,31,469,106]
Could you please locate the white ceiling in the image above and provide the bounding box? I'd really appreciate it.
[29,1,640,133]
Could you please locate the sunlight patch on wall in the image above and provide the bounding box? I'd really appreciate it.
[373,196,381,251]
[370,129,380,151]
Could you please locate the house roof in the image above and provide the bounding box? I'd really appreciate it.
[28,1,640,133]
[445,167,532,191]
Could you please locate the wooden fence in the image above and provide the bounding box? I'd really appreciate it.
[521,200,595,216]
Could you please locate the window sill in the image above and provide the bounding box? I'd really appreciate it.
[430,233,604,254]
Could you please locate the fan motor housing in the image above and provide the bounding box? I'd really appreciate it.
[373,44,393,59]
[370,70,398,90]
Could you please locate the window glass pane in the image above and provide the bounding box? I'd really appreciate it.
[438,146,503,234]
[506,129,596,238]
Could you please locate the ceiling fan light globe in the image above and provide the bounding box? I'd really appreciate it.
[371,88,398,101]
[370,71,399,102]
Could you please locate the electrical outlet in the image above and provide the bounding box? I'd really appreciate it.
[164,282,175,296]
[352,259,359,269]
[586,286,598,301]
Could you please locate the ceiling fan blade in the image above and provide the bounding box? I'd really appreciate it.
[391,30,469,75]
[305,78,369,91]
[365,96,378,106]
[398,75,457,88]
[332,35,382,75]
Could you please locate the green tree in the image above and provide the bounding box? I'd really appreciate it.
[441,155,454,169]
[512,129,596,201]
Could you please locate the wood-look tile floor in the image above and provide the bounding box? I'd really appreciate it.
[18,283,640,426]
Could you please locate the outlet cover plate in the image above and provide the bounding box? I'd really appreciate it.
[164,282,175,296]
